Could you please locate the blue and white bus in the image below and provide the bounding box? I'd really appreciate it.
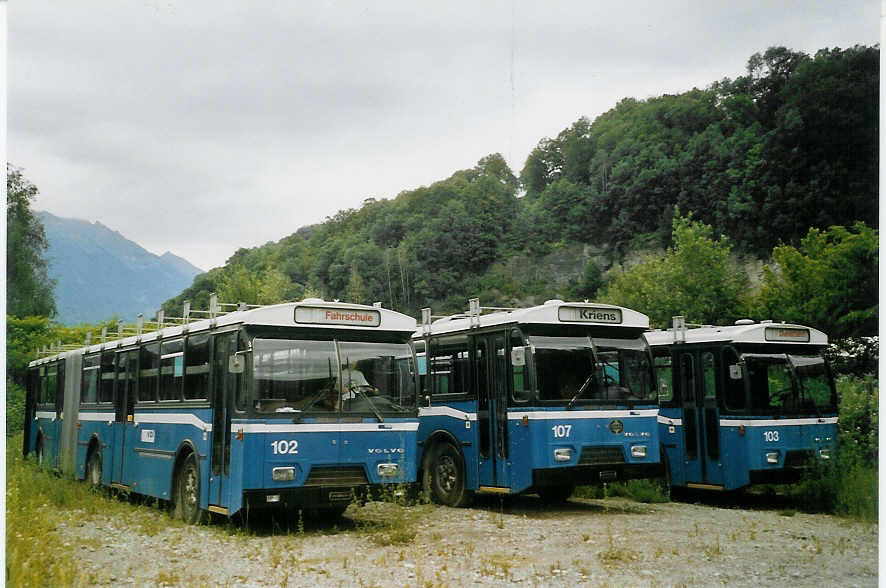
[25,298,419,522]
[646,318,838,492]
[414,299,661,506]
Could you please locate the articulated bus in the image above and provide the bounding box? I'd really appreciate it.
[414,299,661,506]
[25,298,419,522]
[646,318,837,492]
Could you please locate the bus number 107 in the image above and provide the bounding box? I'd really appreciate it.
[552,425,572,438]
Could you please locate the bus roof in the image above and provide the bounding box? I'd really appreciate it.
[28,299,417,367]
[416,300,649,337]
[644,321,828,347]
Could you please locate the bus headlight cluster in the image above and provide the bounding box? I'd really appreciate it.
[272,467,295,481]
[819,449,831,460]
[554,448,572,462]
[766,451,780,464]
[377,463,399,477]
[630,445,647,458]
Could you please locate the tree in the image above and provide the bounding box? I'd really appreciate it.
[755,223,878,338]
[599,215,750,327]
[7,165,56,317]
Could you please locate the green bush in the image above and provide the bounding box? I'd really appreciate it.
[6,379,26,437]
[781,376,878,520]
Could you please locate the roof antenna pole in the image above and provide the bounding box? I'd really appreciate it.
[421,307,431,336]
[469,298,480,328]
[673,316,686,344]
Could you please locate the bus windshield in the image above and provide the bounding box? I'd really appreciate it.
[743,353,836,413]
[252,338,415,415]
[529,335,655,404]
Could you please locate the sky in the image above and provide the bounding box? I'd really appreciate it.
[8,1,880,271]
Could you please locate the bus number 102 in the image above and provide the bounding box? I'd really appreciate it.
[271,440,299,455]
[552,425,572,438]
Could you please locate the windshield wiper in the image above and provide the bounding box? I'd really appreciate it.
[350,384,385,422]
[567,372,595,410]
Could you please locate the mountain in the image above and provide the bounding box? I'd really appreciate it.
[37,211,203,325]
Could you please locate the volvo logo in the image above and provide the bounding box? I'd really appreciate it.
[367,448,405,454]
[608,419,624,435]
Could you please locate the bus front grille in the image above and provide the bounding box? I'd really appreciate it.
[304,466,368,487]
[578,446,626,466]
[784,450,814,468]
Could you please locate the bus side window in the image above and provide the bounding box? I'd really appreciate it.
[99,352,115,403]
[81,355,100,404]
[160,340,184,401]
[234,334,250,413]
[723,348,745,410]
[429,335,470,398]
[184,334,210,400]
[46,363,57,407]
[510,329,530,402]
[139,343,160,402]
[702,352,716,400]
[654,354,673,402]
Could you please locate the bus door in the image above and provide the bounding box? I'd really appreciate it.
[112,349,138,486]
[209,332,242,512]
[475,334,510,490]
[678,351,723,488]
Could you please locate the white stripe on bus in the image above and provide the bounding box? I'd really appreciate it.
[657,416,683,426]
[234,422,420,434]
[508,409,658,421]
[35,411,57,420]
[419,406,478,421]
[77,412,116,422]
[135,413,213,430]
[719,417,838,427]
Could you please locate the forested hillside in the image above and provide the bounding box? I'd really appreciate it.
[162,45,877,332]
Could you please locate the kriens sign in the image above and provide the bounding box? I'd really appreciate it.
[558,306,623,324]
[295,306,381,327]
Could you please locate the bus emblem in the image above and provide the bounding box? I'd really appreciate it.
[608,420,624,435]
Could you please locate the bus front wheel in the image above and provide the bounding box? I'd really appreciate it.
[174,454,204,524]
[428,443,472,507]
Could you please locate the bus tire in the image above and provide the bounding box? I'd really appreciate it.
[86,448,102,487]
[537,484,575,504]
[174,453,204,524]
[428,443,472,507]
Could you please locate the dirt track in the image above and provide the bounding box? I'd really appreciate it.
[61,493,877,586]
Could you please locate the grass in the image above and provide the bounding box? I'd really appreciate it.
[575,478,670,504]
[6,435,105,586]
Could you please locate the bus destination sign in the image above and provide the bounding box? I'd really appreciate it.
[295,306,381,327]
[764,326,810,342]
[558,306,623,324]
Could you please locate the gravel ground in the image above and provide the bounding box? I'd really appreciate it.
[59,493,877,587]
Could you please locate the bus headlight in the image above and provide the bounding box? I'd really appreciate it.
[377,463,399,477]
[819,449,831,460]
[554,448,572,462]
[630,445,647,458]
[272,467,295,481]
[766,451,780,464]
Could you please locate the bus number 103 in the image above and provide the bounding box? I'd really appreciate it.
[552,425,572,438]
[271,440,299,455]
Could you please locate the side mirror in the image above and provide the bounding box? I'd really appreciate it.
[729,364,742,380]
[229,354,245,374]
[511,346,526,367]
